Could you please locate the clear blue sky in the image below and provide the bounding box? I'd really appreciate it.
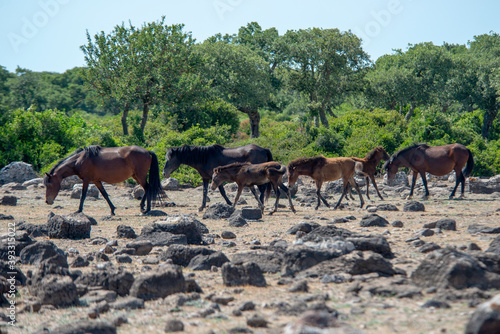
[1,0,498,73]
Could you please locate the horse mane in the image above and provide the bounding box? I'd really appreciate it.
[48,145,102,174]
[83,145,102,158]
[171,144,225,165]
[48,148,85,174]
[364,146,382,160]
[391,143,429,162]
[289,156,327,169]
[215,162,250,173]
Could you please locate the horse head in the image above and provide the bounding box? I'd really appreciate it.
[210,167,224,190]
[382,157,399,185]
[287,164,299,188]
[162,148,181,178]
[43,173,62,205]
[378,146,390,161]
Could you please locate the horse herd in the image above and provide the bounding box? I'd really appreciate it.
[43,143,474,216]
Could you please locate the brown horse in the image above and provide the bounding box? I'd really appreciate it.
[162,144,273,211]
[287,156,364,210]
[211,162,296,214]
[44,145,166,215]
[383,143,474,199]
[351,146,390,200]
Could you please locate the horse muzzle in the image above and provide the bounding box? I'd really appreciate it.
[46,199,54,205]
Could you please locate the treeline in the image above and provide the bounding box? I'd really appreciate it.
[0,19,499,180]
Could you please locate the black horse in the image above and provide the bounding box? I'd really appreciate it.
[162,144,273,211]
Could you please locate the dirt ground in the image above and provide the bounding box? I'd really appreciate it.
[1,176,499,334]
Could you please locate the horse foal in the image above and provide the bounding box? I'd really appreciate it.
[211,162,296,214]
[287,156,364,210]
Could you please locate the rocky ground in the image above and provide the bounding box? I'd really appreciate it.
[1,174,500,334]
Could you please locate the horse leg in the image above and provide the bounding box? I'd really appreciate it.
[450,169,464,199]
[407,171,418,200]
[370,175,384,200]
[249,186,265,213]
[233,186,244,208]
[334,179,350,210]
[269,182,280,215]
[279,183,296,213]
[77,181,89,213]
[94,181,116,215]
[218,183,233,206]
[315,181,329,210]
[349,177,364,208]
[199,179,209,212]
[365,176,371,200]
[420,171,430,199]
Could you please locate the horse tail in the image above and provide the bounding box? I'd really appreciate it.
[462,149,474,177]
[264,182,273,203]
[148,152,168,207]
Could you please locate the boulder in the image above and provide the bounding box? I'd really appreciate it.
[116,225,136,239]
[203,203,235,219]
[403,201,425,212]
[486,235,500,254]
[71,184,99,199]
[359,214,389,227]
[75,267,134,296]
[469,175,500,194]
[162,177,180,190]
[139,215,205,245]
[19,240,64,265]
[221,262,266,287]
[187,251,230,271]
[411,248,499,290]
[161,244,215,266]
[0,162,37,185]
[0,195,17,206]
[129,265,186,301]
[46,212,92,239]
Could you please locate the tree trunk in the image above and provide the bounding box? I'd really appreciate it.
[318,103,329,128]
[121,103,129,136]
[405,103,415,121]
[238,107,260,138]
[140,97,149,135]
[481,108,498,138]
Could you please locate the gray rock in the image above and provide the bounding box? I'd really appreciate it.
[71,184,99,199]
[162,177,180,190]
[359,214,389,227]
[19,240,64,265]
[125,240,153,256]
[129,265,186,301]
[164,318,184,332]
[0,195,17,206]
[423,218,456,231]
[403,201,425,212]
[46,320,116,334]
[116,225,137,239]
[46,212,92,239]
[0,162,37,185]
[162,244,216,267]
[222,262,266,287]
[203,203,235,219]
[110,296,144,310]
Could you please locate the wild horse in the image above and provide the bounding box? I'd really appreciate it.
[211,161,296,214]
[162,144,273,211]
[383,143,474,199]
[44,145,166,215]
[351,146,390,200]
[287,156,364,210]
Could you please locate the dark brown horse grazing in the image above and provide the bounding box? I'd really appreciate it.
[44,145,166,215]
[383,143,474,199]
[162,144,273,211]
[287,156,364,210]
[351,146,390,200]
[211,162,296,214]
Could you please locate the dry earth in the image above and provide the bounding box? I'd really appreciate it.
[1,176,500,334]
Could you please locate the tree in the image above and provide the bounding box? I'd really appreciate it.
[81,17,199,136]
[281,28,370,128]
[468,32,500,138]
[196,41,271,138]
